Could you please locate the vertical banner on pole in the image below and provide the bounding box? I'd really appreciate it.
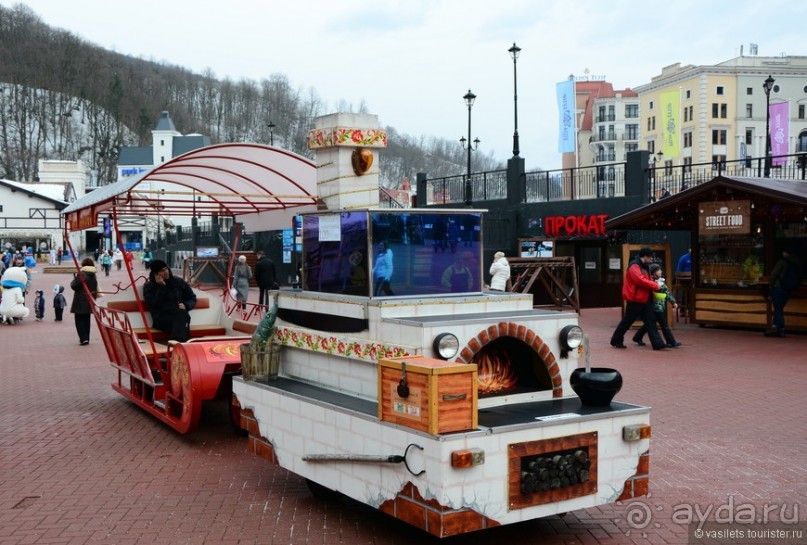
[660,90,680,158]
[556,79,576,153]
[769,102,789,166]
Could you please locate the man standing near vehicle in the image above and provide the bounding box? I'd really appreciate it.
[143,260,197,342]
[255,250,277,306]
[610,247,666,350]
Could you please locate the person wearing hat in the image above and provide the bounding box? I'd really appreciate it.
[609,247,666,350]
[632,263,681,348]
[232,255,253,311]
[143,259,197,342]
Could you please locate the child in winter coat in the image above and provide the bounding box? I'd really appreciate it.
[632,263,681,348]
[34,290,45,320]
[53,285,67,321]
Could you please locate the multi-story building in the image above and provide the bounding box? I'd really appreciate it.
[634,54,807,173]
[562,80,639,193]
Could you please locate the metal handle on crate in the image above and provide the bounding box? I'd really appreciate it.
[442,393,467,401]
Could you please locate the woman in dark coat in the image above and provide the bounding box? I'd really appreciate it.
[70,257,99,345]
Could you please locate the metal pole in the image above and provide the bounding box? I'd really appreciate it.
[763,75,774,178]
[466,101,472,206]
[509,43,521,157]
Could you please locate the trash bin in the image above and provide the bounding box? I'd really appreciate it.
[240,342,281,382]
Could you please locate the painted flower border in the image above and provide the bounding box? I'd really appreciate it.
[307,128,388,150]
[275,326,411,362]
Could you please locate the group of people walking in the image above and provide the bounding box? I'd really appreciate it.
[610,247,681,351]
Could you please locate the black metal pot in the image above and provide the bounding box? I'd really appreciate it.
[569,367,622,407]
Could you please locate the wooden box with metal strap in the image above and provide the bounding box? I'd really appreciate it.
[378,356,477,434]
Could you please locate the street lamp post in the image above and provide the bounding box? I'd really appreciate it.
[763,75,775,178]
[508,42,521,157]
[268,121,276,146]
[460,90,478,207]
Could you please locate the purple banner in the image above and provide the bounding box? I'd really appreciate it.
[769,102,789,166]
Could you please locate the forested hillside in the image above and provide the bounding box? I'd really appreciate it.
[0,4,503,188]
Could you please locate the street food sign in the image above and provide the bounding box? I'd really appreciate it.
[698,200,751,235]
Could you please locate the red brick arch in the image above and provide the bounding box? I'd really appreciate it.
[455,322,563,398]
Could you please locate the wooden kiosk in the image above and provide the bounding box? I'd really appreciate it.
[606,175,807,332]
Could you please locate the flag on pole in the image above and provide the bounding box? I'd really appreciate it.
[769,102,789,166]
[660,90,680,158]
[556,79,576,153]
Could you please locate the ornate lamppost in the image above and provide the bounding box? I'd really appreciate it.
[460,90,479,207]
[268,121,276,146]
[508,43,521,157]
[763,75,775,178]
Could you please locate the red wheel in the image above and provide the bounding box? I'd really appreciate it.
[166,346,202,433]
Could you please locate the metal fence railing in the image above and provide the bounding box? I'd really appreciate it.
[422,152,807,206]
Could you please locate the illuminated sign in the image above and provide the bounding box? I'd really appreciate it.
[545,214,608,238]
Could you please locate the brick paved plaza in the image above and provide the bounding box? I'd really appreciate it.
[1,266,804,544]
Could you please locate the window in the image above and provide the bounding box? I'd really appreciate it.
[626,124,638,140]
[625,143,638,154]
[712,130,727,145]
[684,108,689,122]
[716,86,724,95]
[712,155,726,168]
[745,128,753,145]
[625,104,639,118]
[598,106,606,122]
[746,104,753,118]
[721,104,727,118]
[647,117,652,131]
[799,104,805,120]
[683,132,693,148]
[689,106,694,120]
[648,141,656,154]
[608,105,615,120]
[685,89,691,99]
[160,139,164,146]
[747,87,753,95]
[599,126,606,140]
[712,103,719,118]
[683,157,692,173]
[713,103,727,118]
[160,156,164,162]
[649,100,654,110]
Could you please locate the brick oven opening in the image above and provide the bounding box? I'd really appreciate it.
[472,336,553,397]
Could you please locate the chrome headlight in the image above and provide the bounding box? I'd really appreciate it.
[432,333,459,360]
[559,325,584,358]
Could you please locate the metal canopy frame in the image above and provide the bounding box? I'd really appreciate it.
[63,143,318,227]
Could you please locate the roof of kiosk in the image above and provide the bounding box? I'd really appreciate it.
[63,143,318,220]
[606,175,807,231]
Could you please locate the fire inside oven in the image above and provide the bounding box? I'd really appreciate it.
[471,336,553,397]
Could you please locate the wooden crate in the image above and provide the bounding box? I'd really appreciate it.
[378,356,478,434]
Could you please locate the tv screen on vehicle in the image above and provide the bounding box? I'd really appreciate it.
[301,211,483,298]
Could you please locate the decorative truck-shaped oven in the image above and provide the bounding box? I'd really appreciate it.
[233,209,651,538]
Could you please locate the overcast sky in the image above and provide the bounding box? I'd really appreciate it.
[4,0,803,170]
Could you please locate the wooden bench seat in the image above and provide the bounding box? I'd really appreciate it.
[107,298,211,312]
[133,324,227,341]
[233,319,257,335]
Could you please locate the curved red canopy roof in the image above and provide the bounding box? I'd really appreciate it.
[63,143,317,229]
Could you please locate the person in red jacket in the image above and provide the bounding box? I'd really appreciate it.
[610,247,666,350]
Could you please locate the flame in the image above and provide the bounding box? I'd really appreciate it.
[474,346,518,395]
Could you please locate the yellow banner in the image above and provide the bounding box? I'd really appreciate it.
[660,90,680,158]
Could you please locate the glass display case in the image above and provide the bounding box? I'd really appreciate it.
[698,225,764,288]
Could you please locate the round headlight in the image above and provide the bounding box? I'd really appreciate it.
[560,325,584,350]
[433,333,459,360]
